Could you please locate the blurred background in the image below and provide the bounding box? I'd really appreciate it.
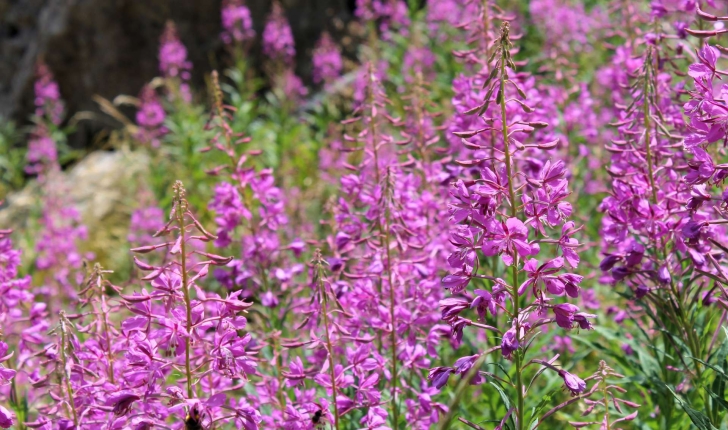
[0,0,359,147]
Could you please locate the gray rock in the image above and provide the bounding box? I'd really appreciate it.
[0,149,151,268]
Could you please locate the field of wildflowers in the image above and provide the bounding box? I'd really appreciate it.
[1,0,728,428]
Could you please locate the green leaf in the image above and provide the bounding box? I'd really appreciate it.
[487,379,512,410]
[689,357,728,381]
[487,380,514,430]
[527,387,560,428]
[663,384,718,430]
[706,387,728,412]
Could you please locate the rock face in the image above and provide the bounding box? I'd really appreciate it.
[0,0,353,143]
[0,149,151,269]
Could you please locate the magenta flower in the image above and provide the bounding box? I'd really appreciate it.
[221,0,255,45]
[428,367,453,390]
[0,341,16,386]
[500,327,519,359]
[441,274,470,294]
[34,61,65,125]
[159,21,192,81]
[262,2,295,63]
[518,257,566,296]
[558,370,586,395]
[553,303,580,329]
[482,218,537,266]
[106,392,141,416]
[135,85,167,147]
[312,32,343,85]
[0,405,14,429]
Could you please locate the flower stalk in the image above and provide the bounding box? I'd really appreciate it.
[496,22,525,430]
[173,181,194,399]
[314,251,340,430]
[58,311,79,427]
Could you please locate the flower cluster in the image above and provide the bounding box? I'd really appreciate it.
[128,204,165,247]
[355,0,410,39]
[120,181,260,427]
[262,2,295,64]
[159,21,193,102]
[26,63,65,176]
[432,21,594,428]
[34,61,65,125]
[135,84,167,147]
[312,32,343,86]
[683,43,728,274]
[0,228,32,429]
[261,2,307,103]
[221,0,255,46]
[159,21,192,81]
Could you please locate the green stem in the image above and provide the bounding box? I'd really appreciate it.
[383,173,399,429]
[498,39,524,430]
[100,293,115,384]
[176,201,193,399]
[601,378,611,430]
[59,313,79,427]
[321,280,340,430]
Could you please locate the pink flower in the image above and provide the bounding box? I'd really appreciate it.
[558,370,586,395]
[0,405,14,429]
[482,218,537,266]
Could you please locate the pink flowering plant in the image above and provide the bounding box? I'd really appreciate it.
[5,1,728,429]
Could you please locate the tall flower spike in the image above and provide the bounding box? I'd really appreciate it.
[312,32,343,87]
[221,0,255,46]
[135,84,167,148]
[314,250,341,429]
[434,21,593,430]
[551,361,638,429]
[159,21,193,102]
[34,61,65,125]
[598,13,728,427]
[262,2,295,64]
[206,71,310,426]
[319,53,453,427]
[123,181,259,428]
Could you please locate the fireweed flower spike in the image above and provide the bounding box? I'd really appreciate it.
[312,32,344,88]
[33,61,64,126]
[206,72,310,425]
[319,60,452,427]
[27,63,64,175]
[135,84,167,148]
[25,74,91,305]
[262,1,295,64]
[599,14,728,426]
[0,228,33,430]
[329,66,403,426]
[220,0,255,46]
[313,250,341,429]
[159,21,193,102]
[123,181,260,427]
[433,22,593,430]
[262,2,306,103]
